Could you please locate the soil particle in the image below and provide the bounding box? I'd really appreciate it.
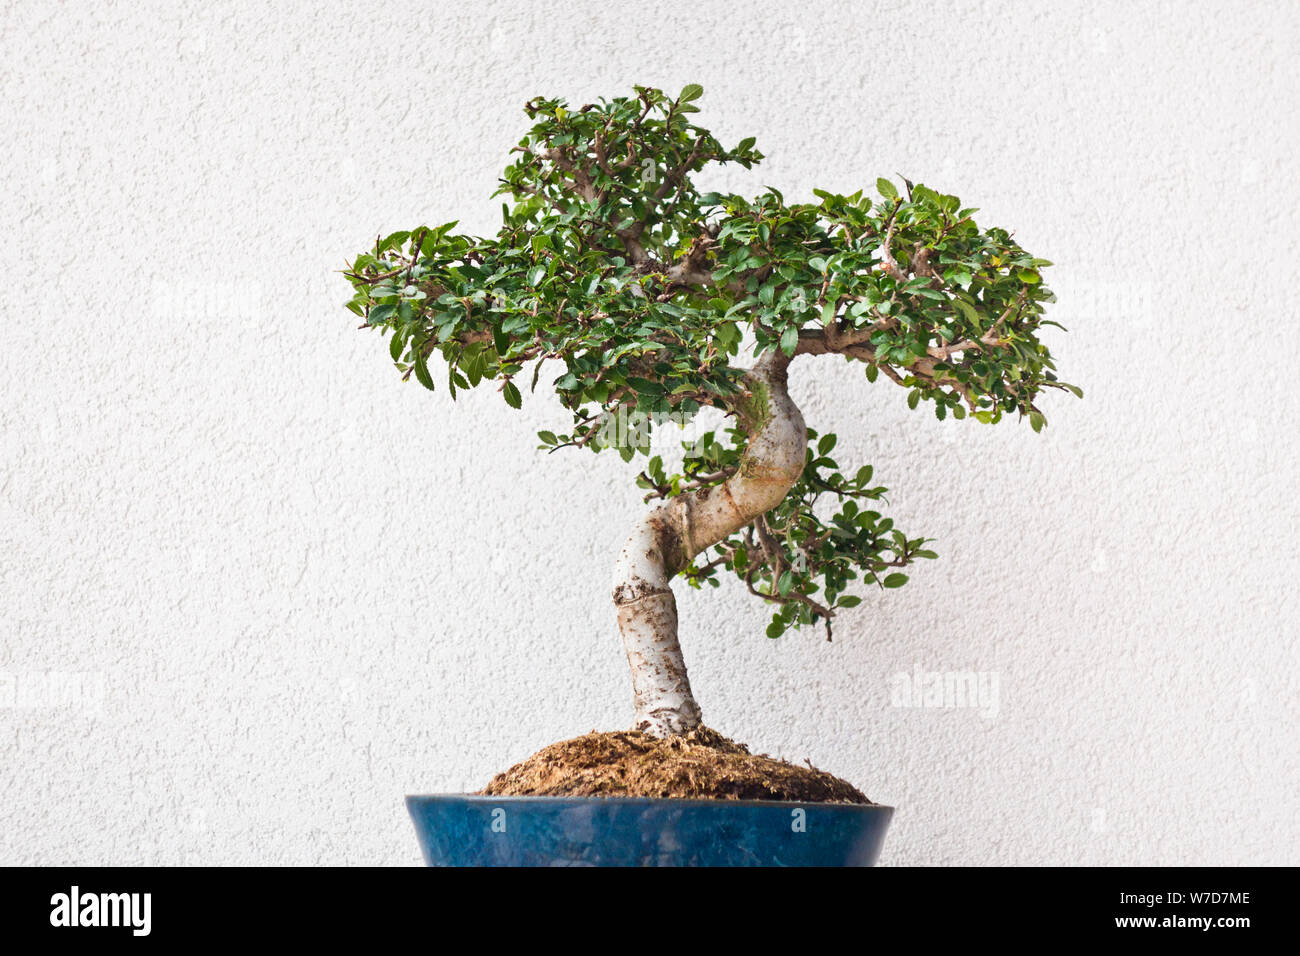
[479,726,871,804]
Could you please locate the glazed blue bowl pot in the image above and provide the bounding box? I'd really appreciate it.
[406,795,893,867]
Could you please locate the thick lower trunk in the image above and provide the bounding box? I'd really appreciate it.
[611,352,807,736]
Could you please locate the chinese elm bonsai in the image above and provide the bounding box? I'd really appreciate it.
[344,85,1074,802]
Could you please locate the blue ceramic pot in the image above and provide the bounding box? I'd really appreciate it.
[406,794,893,867]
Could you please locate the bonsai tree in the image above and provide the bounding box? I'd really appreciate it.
[344,85,1074,742]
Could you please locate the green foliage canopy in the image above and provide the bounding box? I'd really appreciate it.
[343,85,1075,638]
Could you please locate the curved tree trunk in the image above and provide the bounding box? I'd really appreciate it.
[611,351,807,736]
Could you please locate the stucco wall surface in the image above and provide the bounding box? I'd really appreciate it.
[1,0,1296,865]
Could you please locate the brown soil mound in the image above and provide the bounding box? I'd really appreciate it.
[479,726,871,804]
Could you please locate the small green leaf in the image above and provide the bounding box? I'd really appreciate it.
[876,177,898,201]
[413,356,435,391]
[952,298,978,323]
[882,573,908,588]
[679,83,704,103]
[503,381,522,408]
[780,325,799,356]
[368,303,397,325]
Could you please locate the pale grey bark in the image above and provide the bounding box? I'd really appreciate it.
[611,351,806,736]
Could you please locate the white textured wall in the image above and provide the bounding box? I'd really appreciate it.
[2,0,1297,866]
